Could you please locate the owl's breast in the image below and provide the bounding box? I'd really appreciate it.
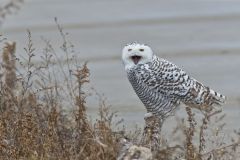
[127,69,164,107]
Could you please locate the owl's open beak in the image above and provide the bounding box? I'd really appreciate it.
[131,55,142,64]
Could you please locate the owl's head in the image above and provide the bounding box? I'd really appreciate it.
[122,42,153,70]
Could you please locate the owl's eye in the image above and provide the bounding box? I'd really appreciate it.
[139,49,144,52]
[128,48,132,51]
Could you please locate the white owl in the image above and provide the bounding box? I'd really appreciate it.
[122,42,226,119]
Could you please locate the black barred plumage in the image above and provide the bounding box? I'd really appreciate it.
[122,43,226,119]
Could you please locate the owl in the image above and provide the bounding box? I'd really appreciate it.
[122,42,226,120]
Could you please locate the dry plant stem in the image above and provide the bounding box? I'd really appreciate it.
[2,42,16,89]
[185,106,199,160]
[141,113,162,151]
[1,42,17,112]
[54,17,75,98]
[199,113,208,155]
[203,142,240,158]
[74,62,90,136]
[199,110,222,156]
[40,19,76,108]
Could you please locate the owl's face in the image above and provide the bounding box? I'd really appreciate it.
[122,43,153,70]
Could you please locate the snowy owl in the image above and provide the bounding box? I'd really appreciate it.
[122,42,226,119]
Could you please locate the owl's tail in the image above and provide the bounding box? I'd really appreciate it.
[209,89,226,106]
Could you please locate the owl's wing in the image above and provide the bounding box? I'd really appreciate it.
[133,57,225,116]
[138,58,225,110]
[136,59,190,97]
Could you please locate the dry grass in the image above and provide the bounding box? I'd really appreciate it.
[0,21,239,160]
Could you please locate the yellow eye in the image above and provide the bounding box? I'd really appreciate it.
[139,48,144,52]
[128,48,132,51]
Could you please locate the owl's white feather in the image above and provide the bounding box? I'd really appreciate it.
[122,42,226,118]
